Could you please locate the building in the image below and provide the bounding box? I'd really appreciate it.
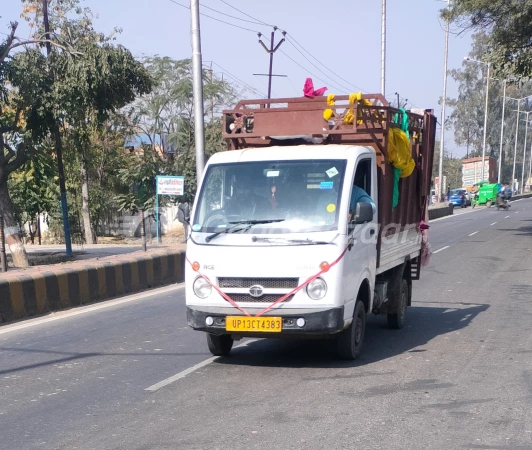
[462,156,497,187]
[124,133,176,159]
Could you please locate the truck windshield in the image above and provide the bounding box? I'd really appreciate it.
[193,160,347,234]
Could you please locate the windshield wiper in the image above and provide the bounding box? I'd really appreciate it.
[205,219,284,242]
[251,237,333,245]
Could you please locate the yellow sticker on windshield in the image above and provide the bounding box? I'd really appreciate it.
[327,203,336,213]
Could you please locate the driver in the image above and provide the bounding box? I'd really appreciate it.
[225,175,269,218]
[348,185,376,221]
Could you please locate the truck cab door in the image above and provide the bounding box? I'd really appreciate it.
[343,157,377,313]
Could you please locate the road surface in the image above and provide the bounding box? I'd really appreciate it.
[1,200,532,450]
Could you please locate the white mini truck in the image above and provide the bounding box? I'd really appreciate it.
[182,94,436,360]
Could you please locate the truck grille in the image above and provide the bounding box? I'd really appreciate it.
[218,278,299,289]
[229,293,294,303]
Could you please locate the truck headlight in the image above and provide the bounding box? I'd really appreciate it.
[193,277,212,299]
[306,278,327,300]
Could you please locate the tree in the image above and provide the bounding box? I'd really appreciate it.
[446,0,532,79]
[21,0,152,245]
[0,80,36,267]
[128,57,236,206]
[448,32,532,185]
[1,0,153,261]
[0,18,60,266]
[8,142,57,244]
[432,142,463,191]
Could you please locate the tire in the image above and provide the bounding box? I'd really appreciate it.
[387,278,408,329]
[486,200,492,208]
[337,301,366,360]
[206,333,233,356]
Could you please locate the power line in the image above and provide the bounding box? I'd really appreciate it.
[259,35,344,94]
[278,48,349,94]
[216,1,365,94]
[200,3,266,26]
[207,60,266,97]
[219,0,274,27]
[285,33,366,93]
[167,0,260,33]
[285,39,357,94]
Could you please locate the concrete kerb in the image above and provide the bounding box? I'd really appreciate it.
[426,194,531,223]
[0,248,186,324]
[428,204,454,220]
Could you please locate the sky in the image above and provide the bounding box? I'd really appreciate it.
[2,0,474,156]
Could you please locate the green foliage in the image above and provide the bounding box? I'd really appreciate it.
[446,0,532,79]
[432,142,464,190]
[448,32,532,183]
[115,145,166,212]
[128,57,235,206]
[4,2,239,244]
[2,0,154,244]
[8,143,58,227]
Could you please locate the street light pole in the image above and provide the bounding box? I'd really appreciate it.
[498,80,506,184]
[190,0,206,185]
[528,138,532,192]
[381,0,386,98]
[480,62,491,182]
[521,112,531,194]
[512,102,521,191]
[439,0,450,202]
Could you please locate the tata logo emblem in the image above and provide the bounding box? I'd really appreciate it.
[249,285,264,298]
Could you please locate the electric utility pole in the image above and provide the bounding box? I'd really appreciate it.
[256,27,286,99]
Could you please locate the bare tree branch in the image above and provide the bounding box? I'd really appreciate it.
[0,22,18,63]
[13,107,22,129]
[2,141,16,163]
[2,22,83,61]
[5,142,30,174]
[8,39,83,56]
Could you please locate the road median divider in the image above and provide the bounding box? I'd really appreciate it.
[0,248,186,324]
[428,204,454,220]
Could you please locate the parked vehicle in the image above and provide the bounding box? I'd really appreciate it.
[182,94,436,360]
[449,189,468,208]
[430,189,437,204]
[462,189,472,206]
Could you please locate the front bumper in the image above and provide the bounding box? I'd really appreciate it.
[187,306,345,337]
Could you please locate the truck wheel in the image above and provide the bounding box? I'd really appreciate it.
[387,278,408,329]
[206,333,233,356]
[337,301,366,360]
[486,200,492,208]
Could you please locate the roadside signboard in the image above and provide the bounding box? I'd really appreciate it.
[156,176,184,196]
[155,176,184,243]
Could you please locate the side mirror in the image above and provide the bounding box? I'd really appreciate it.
[353,202,374,224]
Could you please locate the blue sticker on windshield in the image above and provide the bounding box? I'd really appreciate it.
[192,224,201,232]
[320,181,333,190]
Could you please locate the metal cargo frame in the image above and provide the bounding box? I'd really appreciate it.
[222,94,436,271]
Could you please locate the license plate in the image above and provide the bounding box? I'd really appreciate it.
[225,316,282,333]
